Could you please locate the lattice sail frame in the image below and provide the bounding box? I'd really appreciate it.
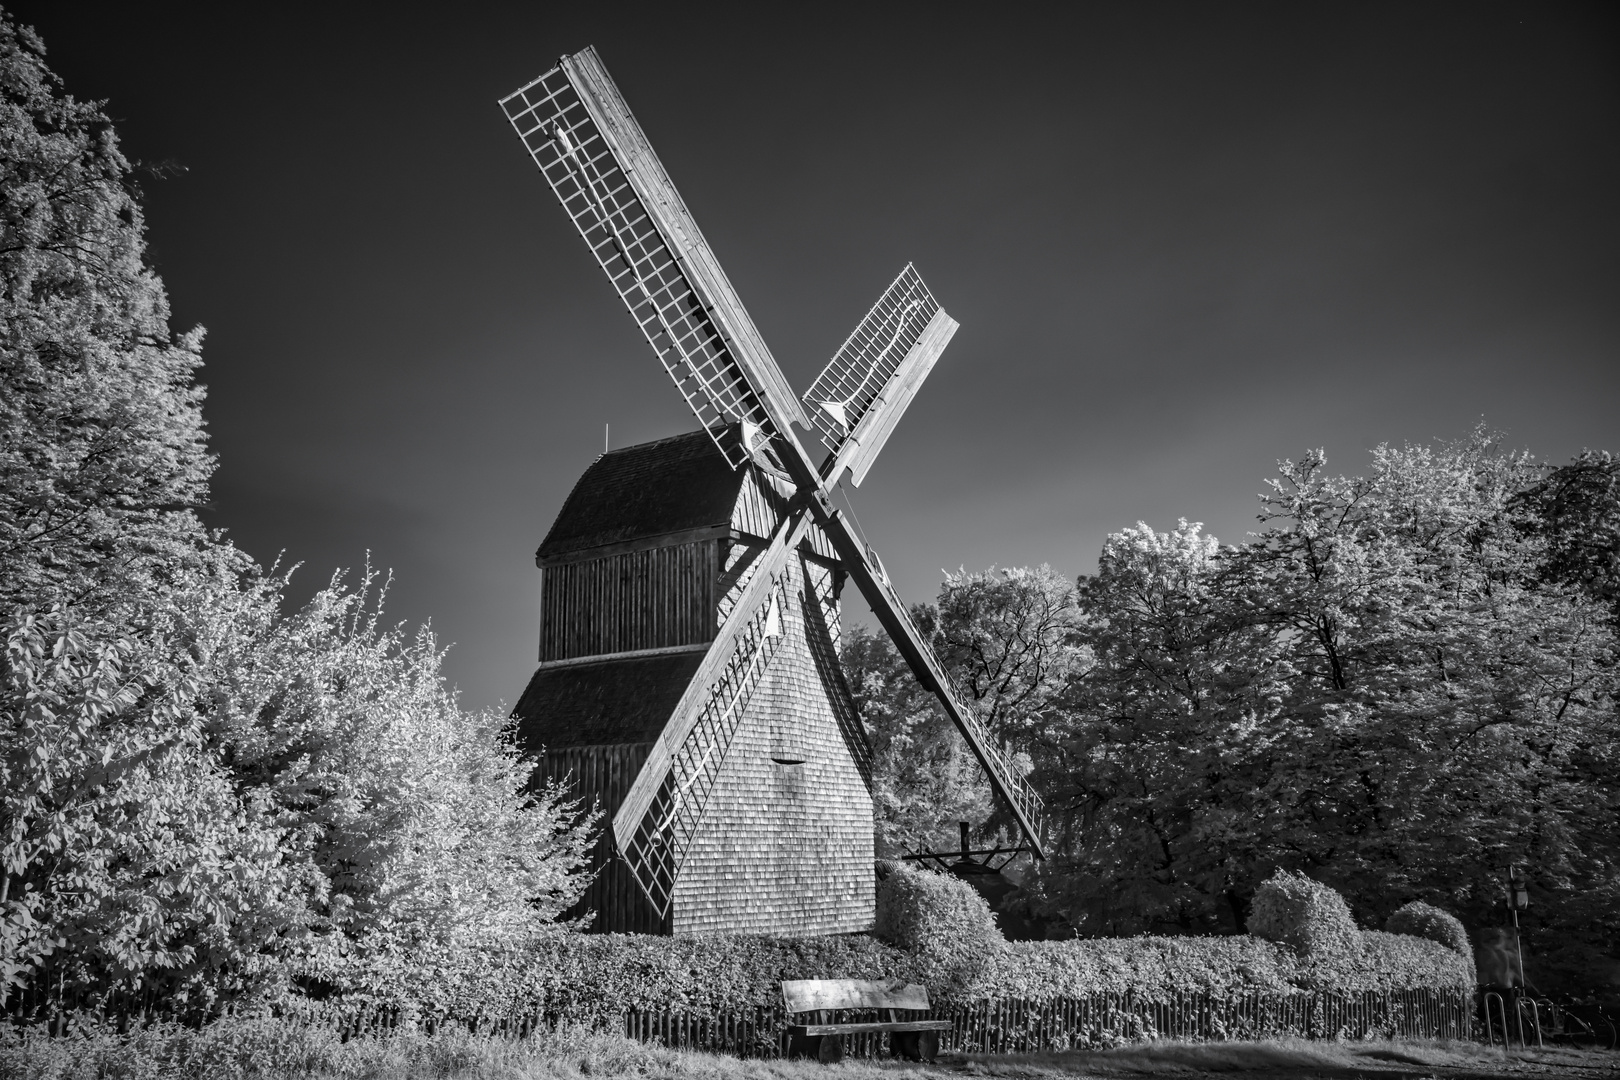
[802,265,939,451]
[500,52,802,469]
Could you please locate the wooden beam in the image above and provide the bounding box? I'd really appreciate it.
[809,498,1047,859]
[533,641,710,670]
[612,505,813,853]
[537,523,732,567]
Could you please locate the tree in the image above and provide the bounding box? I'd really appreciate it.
[844,617,991,857]
[844,566,1086,858]
[1229,436,1619,987]
[1,595,311,1015]
[2,566,598,1016]
[1513,450,1620,625]
[198,570,596,965]
[868,431,1619,989]
[0,15,211,617]
[1026,521,1282,935]
[935,565,1086,745]
[0,13,596,1017]
[1018,433,1619,991]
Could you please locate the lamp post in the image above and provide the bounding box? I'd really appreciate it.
[1506,864,1529,993]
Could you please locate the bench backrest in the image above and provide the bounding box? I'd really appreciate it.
[781,978,931,1015]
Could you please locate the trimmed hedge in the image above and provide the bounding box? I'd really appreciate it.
[874,861,1000,957]
[1386,901,1472,965]
[297,932,908,1027]
[299,931,1471,1029]
[290,869,1472,1029]
[1248,870,1362,963]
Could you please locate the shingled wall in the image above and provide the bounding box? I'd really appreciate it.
[670,556,875,936]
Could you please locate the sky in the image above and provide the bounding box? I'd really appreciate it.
[14,2,1618,714]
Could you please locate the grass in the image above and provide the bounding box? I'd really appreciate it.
[2,1020,1614,1080]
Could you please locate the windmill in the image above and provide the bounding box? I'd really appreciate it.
[502,48,1044,935]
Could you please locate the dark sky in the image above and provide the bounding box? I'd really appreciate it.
[15,3,1618,714]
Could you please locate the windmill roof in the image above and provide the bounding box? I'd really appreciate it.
[537,428,745,559]
[510,650,704,749]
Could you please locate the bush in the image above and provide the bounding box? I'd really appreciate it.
[874,863,1003,956]
[303,918,1474,1030]
[1351,931,1475,992]
[980,935,1297,999]
[301,931,912,1028]
[1248,871,1363,962]
[0,1016,682,1080]
[1386,901,1471,963]
[977,930,1473,1000]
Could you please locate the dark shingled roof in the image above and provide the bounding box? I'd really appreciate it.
[538,427,743,559]
[511,650,705,749]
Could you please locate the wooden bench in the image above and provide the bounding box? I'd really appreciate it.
[782,978,952,1063]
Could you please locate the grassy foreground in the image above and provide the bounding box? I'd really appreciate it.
[2,1021,1615,1080]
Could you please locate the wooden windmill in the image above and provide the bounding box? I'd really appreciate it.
[502,48,1045,936]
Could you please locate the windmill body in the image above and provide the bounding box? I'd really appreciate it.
[501,47,1045,938]
[513,428,874,934]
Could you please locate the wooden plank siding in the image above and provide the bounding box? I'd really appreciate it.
[540,539,721,661]
[731,467,789,541]
[534,743,670,934]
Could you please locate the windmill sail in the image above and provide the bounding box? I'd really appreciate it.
[500,49,806,469]
[803,265,954,484]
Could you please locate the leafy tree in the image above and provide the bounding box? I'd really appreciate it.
[1513,449,1620,624]
[0,15,211,617]
[846,566,1086,858]
[1,595,310,1014]
[0,13,595,1017]
[935,565,1086,745]
[3,565,597,1016]
[844,618,990,856]
[199,569,597,965]
[1017,433,1619,991]
[873,431,1618,990]
[1219,435,1617,982]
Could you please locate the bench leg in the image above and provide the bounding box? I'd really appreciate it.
[890,1031,938,1062]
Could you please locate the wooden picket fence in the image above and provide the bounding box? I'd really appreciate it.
[610,988,1474,1056]
[13,987,1475,1054]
